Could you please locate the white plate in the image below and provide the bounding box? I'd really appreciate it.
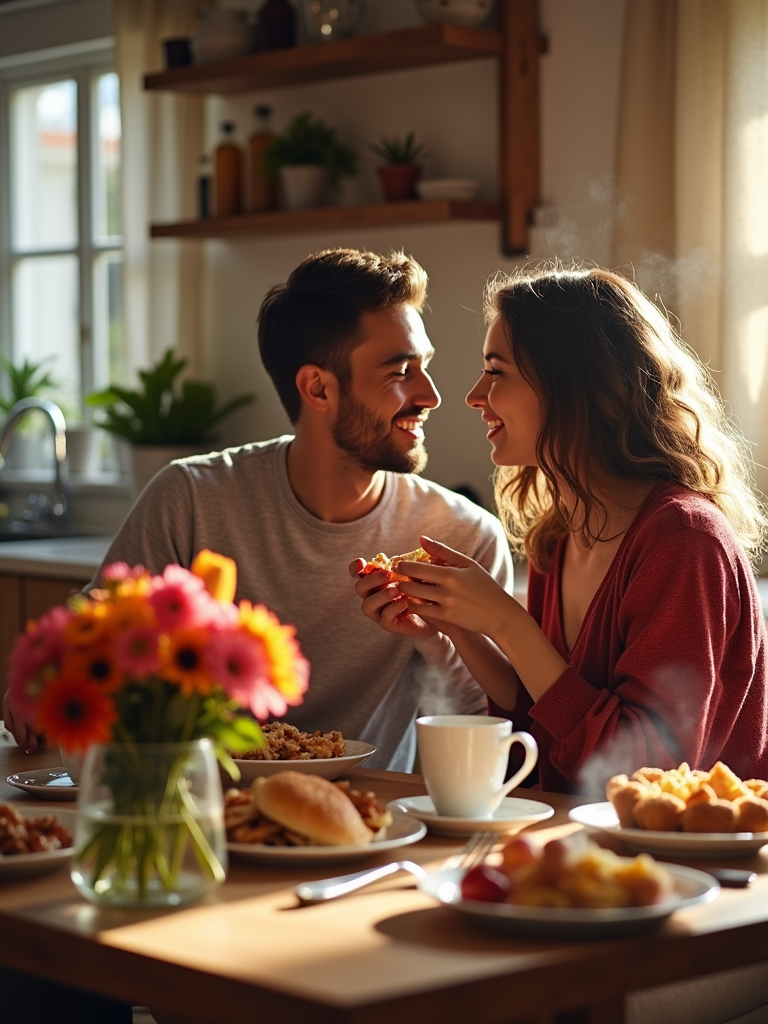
[390,795,555,836]
[569,802,768,858]
[6,768,79,800]
[230,740,377,785]
[0,807,76,879]
[418,863,719,938]
[227,809,426,864]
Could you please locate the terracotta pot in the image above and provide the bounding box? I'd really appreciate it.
[376,164,422,202]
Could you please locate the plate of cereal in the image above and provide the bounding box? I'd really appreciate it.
[571,761,768,858]
[0,805,76,879]
[230,723,376,783]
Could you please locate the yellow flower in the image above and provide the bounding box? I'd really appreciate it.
[191,549,237,604]
[237,601,308,703]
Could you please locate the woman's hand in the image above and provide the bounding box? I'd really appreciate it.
[348,558,438,640]
[394,536,516,639]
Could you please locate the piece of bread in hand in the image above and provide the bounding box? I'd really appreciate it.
[252,771,374,846]
[360,547,440,582]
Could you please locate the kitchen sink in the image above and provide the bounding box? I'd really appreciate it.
[0,523,96,542]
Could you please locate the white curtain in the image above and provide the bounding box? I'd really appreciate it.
[613,0,768,493]
[114,0,205,380]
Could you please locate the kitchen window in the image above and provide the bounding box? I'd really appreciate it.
[0,45,123,420]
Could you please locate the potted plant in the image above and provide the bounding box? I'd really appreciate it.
[0,355,59,469]
[86,349,254,493]
[369,132,428,202]
[264,112,357,209]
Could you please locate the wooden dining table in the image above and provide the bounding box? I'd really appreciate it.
[2,728,768,1024]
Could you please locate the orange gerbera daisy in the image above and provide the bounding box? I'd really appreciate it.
[62,644,124,692]
[160,628,216,696]
[63,601,112,649]
[107,593,156,632]
[35,675,118,752]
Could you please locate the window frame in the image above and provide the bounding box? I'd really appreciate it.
[0,39,120,415]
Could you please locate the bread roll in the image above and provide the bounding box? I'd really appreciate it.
[252,772,374,846]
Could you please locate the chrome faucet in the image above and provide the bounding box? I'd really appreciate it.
[0,397,70,527]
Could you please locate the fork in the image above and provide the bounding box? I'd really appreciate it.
[294,830,499,905]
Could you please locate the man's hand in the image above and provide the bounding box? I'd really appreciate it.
[348,558,438,640]
[2,688,45,754]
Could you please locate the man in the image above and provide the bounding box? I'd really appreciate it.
[4,248,513,770]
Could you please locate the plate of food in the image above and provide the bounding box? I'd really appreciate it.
[570,761,768,858]
[229,722,376,783]
[418,834,719,938]
[0,804,76,878]
[225,771,426,864]
[6,768,79,800]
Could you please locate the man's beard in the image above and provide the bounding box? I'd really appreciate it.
[333,392,428,475]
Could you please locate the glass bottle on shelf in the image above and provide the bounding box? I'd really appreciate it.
[197,154,212,219]
[214,122,243,217]
[254,0,296,52]
[248,105,278,212]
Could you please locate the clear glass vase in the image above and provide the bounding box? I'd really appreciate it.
[71,739,227,908]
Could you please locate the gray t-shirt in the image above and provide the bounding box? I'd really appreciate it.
[93,436,514,770]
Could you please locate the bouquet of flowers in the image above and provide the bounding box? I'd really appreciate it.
[7,550,309,905]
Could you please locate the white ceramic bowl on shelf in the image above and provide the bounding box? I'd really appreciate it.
[415,0,496,29]
[416,178,480,201]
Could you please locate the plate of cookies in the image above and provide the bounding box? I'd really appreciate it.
[570,761,768,858]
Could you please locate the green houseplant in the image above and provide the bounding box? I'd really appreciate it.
[0,355,58,418]
[87,349,254,492]
[264,112,357,209]
[0,355,61,468]
[369,132,428,202]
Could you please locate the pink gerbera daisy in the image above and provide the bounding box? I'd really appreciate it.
[113,624,162,677]
[205,630,286,720]
[7,604,71,700]
[148,564,214,631]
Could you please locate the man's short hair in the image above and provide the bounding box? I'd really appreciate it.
[257,248,428,423]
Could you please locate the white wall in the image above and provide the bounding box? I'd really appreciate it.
[0,0,627,508]
[196,0,627,507]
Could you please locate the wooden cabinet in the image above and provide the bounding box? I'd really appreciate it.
[0,574,90,700]
[143,2,542,254]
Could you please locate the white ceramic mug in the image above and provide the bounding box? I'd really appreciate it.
[416,715,538,819]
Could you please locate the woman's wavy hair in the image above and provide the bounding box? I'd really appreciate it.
[485,264,768,571]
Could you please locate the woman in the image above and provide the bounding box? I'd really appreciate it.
[352,265,768,793]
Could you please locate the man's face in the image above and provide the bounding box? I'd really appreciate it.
[332,305,441,474]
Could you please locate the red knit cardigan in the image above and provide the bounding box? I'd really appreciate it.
[491,483,768,794]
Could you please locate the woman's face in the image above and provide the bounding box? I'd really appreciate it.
[465,317,540,467]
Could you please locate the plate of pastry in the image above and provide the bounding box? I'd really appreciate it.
[569,802,768,857]
[225,771,426,864]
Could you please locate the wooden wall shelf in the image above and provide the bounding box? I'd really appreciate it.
[143,2,540,252]
[150,199,504,240]
[144,24,502,95]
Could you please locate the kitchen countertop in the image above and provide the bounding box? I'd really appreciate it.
[0,535,112,579]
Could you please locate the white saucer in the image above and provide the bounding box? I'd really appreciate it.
[6,768,79,800]
[389,795,554,836]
